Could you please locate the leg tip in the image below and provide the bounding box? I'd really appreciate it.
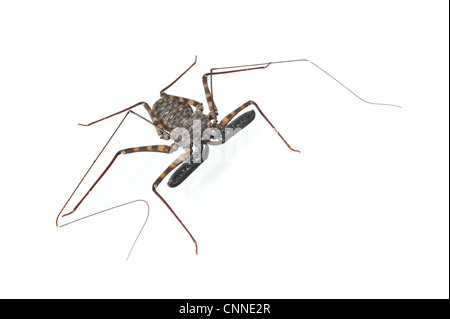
[61,210,75,218]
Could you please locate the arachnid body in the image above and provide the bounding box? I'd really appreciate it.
[56,57,400,256]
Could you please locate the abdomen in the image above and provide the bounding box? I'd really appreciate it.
[152,97,193,132]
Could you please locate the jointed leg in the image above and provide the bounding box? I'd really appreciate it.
[201,74,219,122]
[204,58,402,111]
[79,101,171,140]
[152,152,199,254]
[57,143,177,225]
[218,100,300,153]
[201,59,312,123]
[158,55,205,114]
[201,60,288,122]
[203,57,394,153]
[160,56,197,94]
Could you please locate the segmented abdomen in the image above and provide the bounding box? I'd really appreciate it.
[152,97,193,132]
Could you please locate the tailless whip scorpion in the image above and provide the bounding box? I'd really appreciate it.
[56,57,401,258]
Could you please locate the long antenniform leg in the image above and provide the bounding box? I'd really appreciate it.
[205,58,402,109]
[59,199,150,261]
[202,69,300,153]
[56,101,177,227]
[200,58,402,154]
[58,143,176,219]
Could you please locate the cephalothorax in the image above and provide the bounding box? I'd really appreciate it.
[56,57,400,257]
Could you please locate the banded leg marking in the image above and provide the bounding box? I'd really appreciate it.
[202,74,219,120]
[219,100,300,153]
[152,152,198,254]
[61,144,176,220]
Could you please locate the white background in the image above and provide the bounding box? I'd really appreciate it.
[0,0,448,298]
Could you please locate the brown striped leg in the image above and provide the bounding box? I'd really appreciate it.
[57,112,131,227]
[160,56,197,94]
[58,144,177,222]
[151,152,199,254]
[207,58,403,109]
[201,61,282,122]
[218,100,300,153]
[158,56,204,112]
[202,73,219,121]
[78,101,171,140]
